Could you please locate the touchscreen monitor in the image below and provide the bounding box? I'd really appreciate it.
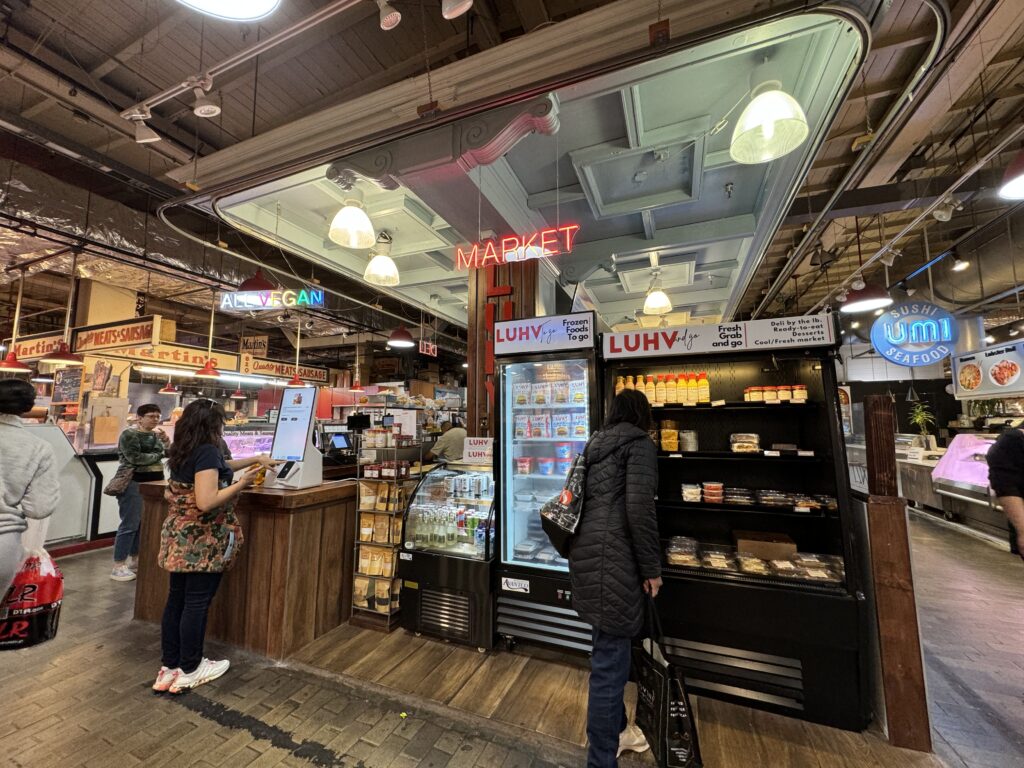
[270,387,316,462]
[330,433,351,450]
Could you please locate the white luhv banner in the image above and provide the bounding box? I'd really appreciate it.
[603,314,835,359]
[494,312,595,355]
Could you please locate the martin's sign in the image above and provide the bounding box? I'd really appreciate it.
[870,302,958,367]
[220,288,325,311]
[456,225,581,269]
[2,331,65,361]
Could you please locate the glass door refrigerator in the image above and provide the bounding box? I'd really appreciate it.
[397,463,496,650]
[493,311,598,653]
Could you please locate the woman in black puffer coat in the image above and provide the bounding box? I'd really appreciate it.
[569,389,662,768]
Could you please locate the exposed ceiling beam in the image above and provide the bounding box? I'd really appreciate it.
[92,7,191,79]
[526,183,586,209]
[597,285,733,315]
[472,2,504,50]
[870,30,934,53]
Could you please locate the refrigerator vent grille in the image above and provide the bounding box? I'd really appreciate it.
[420,588,472,641]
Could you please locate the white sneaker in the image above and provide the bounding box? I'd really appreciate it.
[618,724,650,757]
[111,564,136,582]
[169,658,230,693]
[152,666,179,692]
[128,557,139,573]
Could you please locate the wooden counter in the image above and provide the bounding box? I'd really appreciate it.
[135,480,357,659]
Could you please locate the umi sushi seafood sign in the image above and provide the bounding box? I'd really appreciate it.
[870,302,958,367]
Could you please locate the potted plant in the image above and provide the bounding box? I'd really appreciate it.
[909,402,937,450]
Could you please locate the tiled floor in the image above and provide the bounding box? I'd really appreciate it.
[0,516,1019,768]
[909,513,1024,768]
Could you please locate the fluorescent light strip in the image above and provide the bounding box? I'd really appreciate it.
[135,365,286,386]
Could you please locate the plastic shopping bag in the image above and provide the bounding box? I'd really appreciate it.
[1,523,63,650]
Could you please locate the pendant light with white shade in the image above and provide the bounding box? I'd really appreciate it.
[727,56,809,165]
[642,257,672,316]
[442,0,473,19]
[0,271,32,373]
[998,150,1024,200]
[174,0,281,21]
[364,231,400,286]
[328,187,376,250]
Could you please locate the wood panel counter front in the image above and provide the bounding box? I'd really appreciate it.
[135,480,357,659]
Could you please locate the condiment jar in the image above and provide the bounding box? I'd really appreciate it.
[762,386,778,402]
[748,386,764,402]
[777,385,793,401]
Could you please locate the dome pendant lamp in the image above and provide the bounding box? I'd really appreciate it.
[729,69,809,165]
[442,0,473,19]
[364,231,400,287]
[39,251,84,367]
[998,150,1024,200]
[388,326,416,348]
[0,272,33,374]
[839,284,893,314]
[159,378,179,395]
[238,268,276,292]
[328,187,376,250]
[643,270,673,316]
[174,0,281,22]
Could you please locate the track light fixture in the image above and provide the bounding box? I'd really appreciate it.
[850,276,866,291]
[442,0,473,19]
[951,254,970,272]
[932,196,959,222]
[376,0,401,30]
[192,86,221,118]
[132,117,160,144]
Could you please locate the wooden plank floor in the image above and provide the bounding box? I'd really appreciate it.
[292,625,947,767]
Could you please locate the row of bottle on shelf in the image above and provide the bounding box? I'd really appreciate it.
[614,373,712,404]
[407,505,494,555]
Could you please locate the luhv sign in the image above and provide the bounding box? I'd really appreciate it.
[455,225,581,269]
[494,312,594,355]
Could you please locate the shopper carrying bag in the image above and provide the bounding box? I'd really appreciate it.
[634,596,703,768]
[539,433,596,557]
[568,389,662,767]
[154,399,278,695]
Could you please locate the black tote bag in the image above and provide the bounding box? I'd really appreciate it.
[633,597,703,768]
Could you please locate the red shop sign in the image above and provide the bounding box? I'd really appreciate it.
[455,225,581,270]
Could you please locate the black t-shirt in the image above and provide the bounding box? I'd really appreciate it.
[170,443,233,488]
[987,429,1024,498]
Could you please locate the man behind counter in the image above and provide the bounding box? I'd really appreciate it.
[425,420,467,463]
[986,428,1024,561]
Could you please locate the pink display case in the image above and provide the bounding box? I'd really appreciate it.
[222,429,274,459]
[931,433,997,494]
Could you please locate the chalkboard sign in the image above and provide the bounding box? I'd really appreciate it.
[52,367,83,405]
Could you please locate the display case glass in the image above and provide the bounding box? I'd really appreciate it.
[222,424,275,458]
[500,357,592,572]
[405,464,495,560]
[931,433,996,494]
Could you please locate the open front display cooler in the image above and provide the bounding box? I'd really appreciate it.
[493,312,598,652]
[601,315,870,731]
[397,463,496,649]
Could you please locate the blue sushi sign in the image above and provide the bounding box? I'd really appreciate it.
[870,302,958,367]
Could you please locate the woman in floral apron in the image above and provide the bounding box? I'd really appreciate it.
[154,399,277,694]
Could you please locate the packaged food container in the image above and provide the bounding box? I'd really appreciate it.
[537,457,556,475]
[552,414,572,438]
[568,380,587,404]
[748,386,764,402]
[515,457,534,475]
[556,458,573,476]
[513,383,532,406]
[661,428,679,441]
[680,431,699,452]
[551,381,570,404]
[730,433,761,453]
[554,442,573,459]
[702,481,724,492]
[532,383,552,405]
[762,386,778,402]
[531,414,551,438]
[777,385,793,401]
[514,415,531,439]
[572,413,589,438]
[792,384,808,401]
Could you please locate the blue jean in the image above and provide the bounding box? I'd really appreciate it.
[113,481,142,562]
[161,571,223,674]
[587,628,631,768]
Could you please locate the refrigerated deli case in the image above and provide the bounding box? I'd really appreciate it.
[601,315,870,731]
[494,312,599,652]
[397,463,496,649]
[931,433,1009,538]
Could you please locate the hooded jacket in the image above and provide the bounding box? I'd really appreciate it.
[568,422,661,637]
[0,414,59,535]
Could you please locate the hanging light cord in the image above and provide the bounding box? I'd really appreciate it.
[206,292,216,361]
[61,251,77,343]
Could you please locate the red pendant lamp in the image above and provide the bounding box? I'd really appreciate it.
[195,300,220,379]
[0,272,33,374]
[229,388,247,399]
[238,268,276,292]
[388,325,415,348]
[38,251,84,367]
[159,378,179,395]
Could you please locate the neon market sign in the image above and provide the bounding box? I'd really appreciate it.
[455,225,581,270]
[220,288,325,311]
[870,301,958,367]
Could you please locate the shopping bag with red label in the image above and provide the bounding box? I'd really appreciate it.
[0,552,64,650]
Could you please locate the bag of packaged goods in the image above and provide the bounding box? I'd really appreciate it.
[381,549,394,577]
[513,383,532,406]
[392,517,403,545]
[572,412,589,438]
[568,380,587,404]
[375,580,391,613]
[1,549,64,650]
[391,578,402,611]
[552,414,572,438]
[531,383,550,405]
[514,415,531,439]
[353,577,370,608]
[373,515,391,544]
[358,481,378,510]
[552,381,570,404]
[368,548,384,576]
[358,546,372,574]
[359,513,375,542]
[531,414,551,438]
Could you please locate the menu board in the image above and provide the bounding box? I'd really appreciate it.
[603,314,835,359]
[51,368,83,405]
[953,342,1024,400]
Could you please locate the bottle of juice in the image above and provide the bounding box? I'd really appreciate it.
[614,376,625,396]
[645,375,656,401]
[686,373,699,404]
[655,374,666,403]
[697,372,711,403]
[625,375,634,390]
[665,374,677,403]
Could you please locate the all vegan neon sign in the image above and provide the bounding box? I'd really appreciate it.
[455,224,581,270]
[220,288,325,311]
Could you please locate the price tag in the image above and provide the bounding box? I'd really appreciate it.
[764,450,781,457]
[797,450,815,457]
[669,453,682,458]
[682,402,695,407]
[794,506,811,514]
[653,402,665,408]
[400,551,413,560]
[766,399,780,405]
[711,400,726,407]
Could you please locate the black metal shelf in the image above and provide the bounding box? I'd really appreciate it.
[658,499,834,518]
[657,451,823,462]
[661,564,847,595]
[651,401,817,411]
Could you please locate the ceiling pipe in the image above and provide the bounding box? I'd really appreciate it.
[750,0,950,319]
[120,0,364,123]
[803,120,1024,315]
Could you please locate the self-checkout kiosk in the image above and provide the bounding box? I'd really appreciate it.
[264,386,323,489]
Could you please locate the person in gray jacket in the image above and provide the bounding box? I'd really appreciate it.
[0,379,59,598]
[569,389,662,767]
